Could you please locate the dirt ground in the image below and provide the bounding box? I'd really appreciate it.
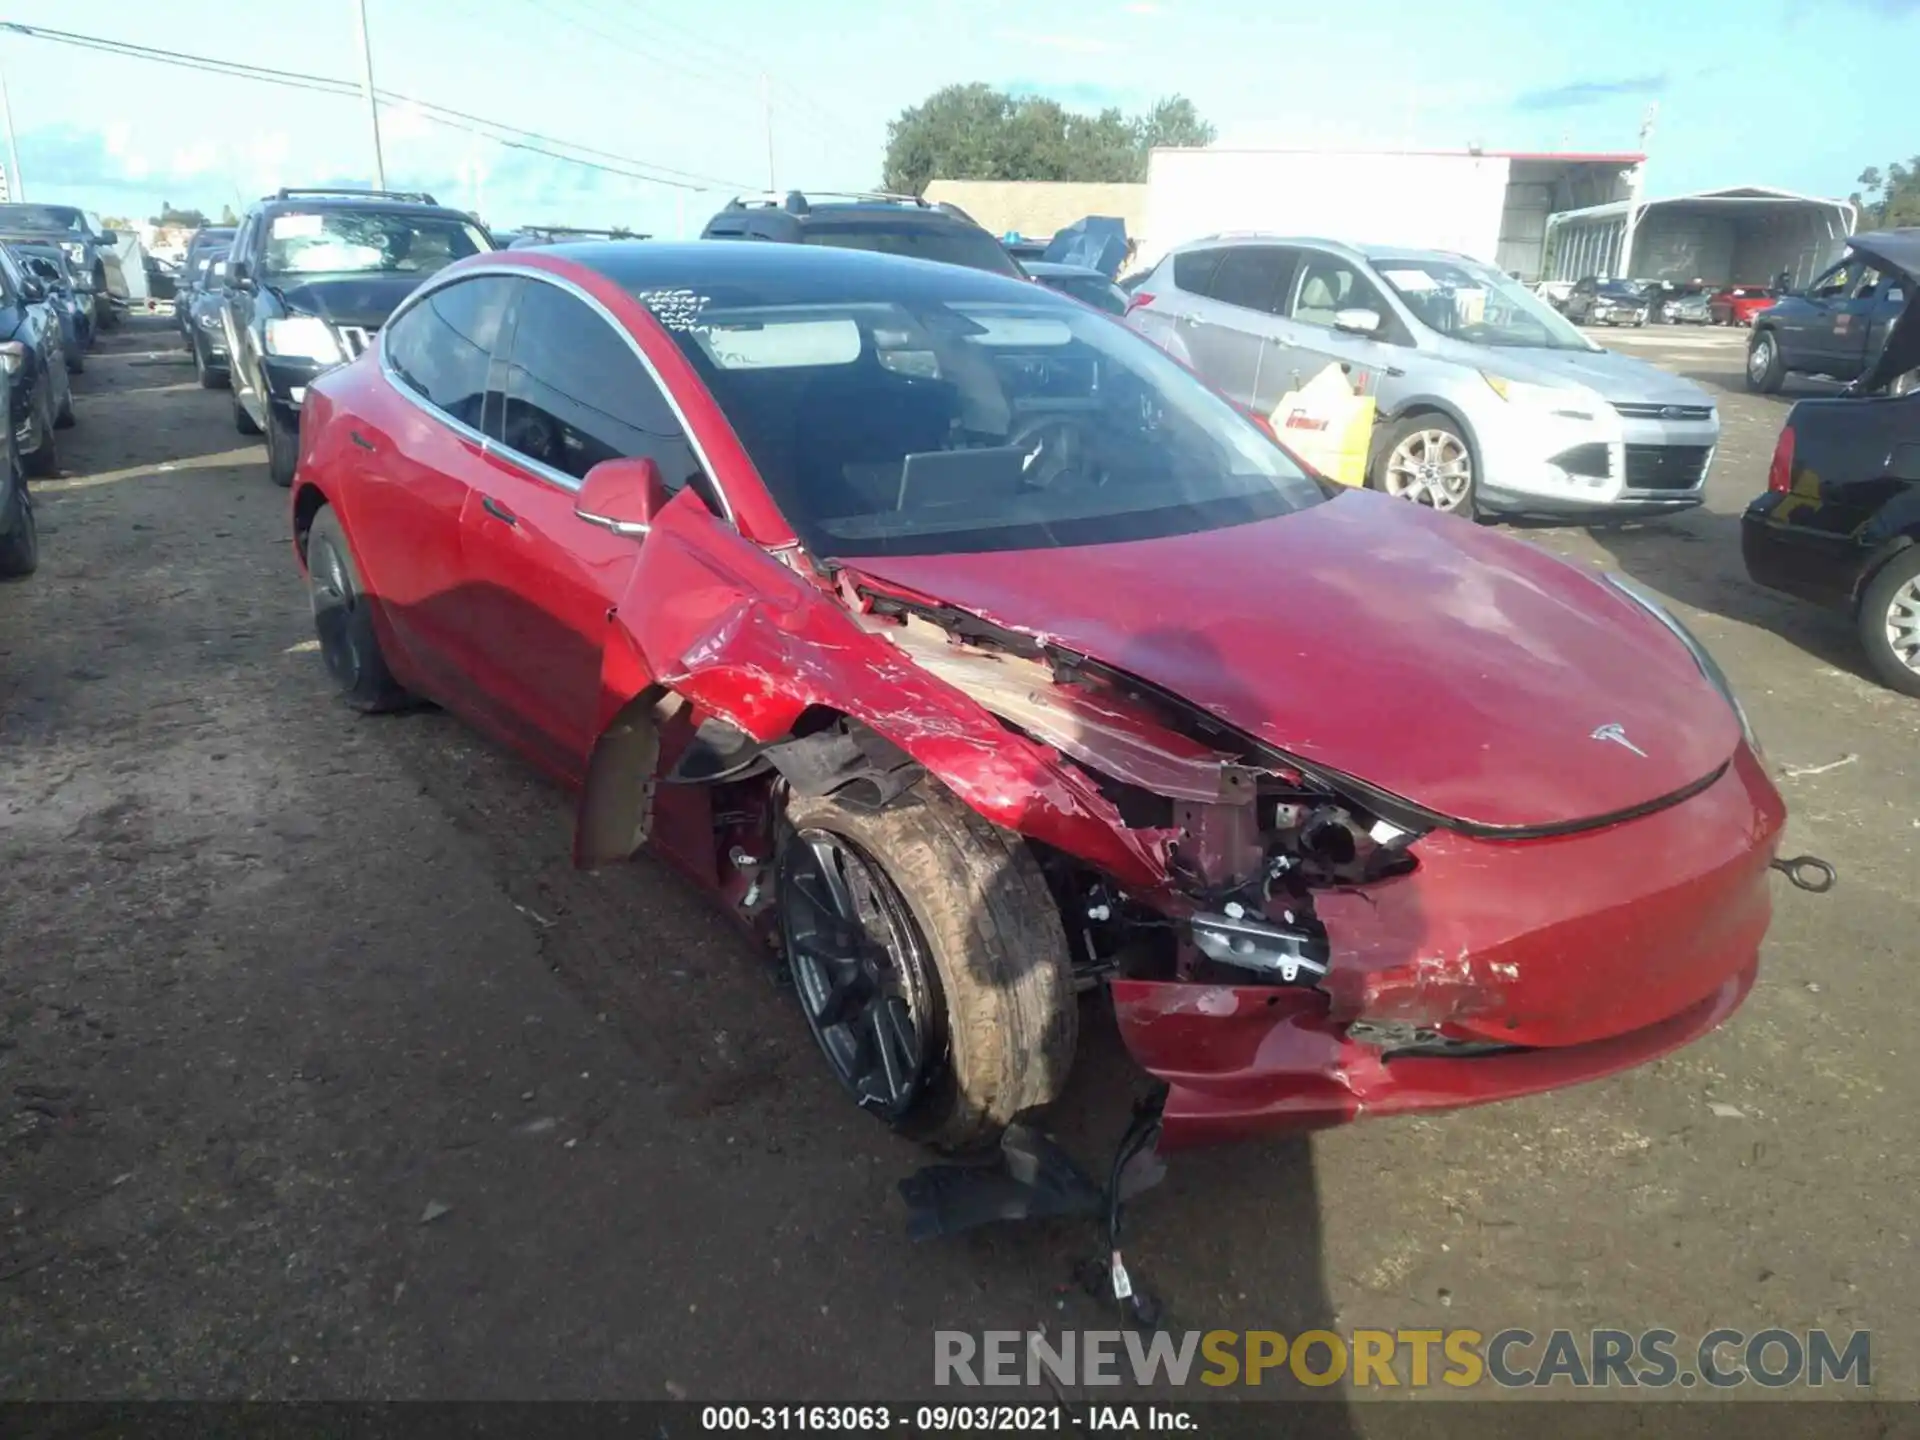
[0,317,1914,1416]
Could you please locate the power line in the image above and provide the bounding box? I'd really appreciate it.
[0,20,750,192]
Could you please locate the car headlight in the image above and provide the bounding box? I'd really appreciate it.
[1605,572,1762,758]
[264,315,344,364]
[1481,371,1599,421]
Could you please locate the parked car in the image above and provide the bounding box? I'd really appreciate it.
[220,187,494,485]
[1666,287,1714,325]
[1024,259,1128,315]
[1745,232,1918,397]
[1709,285,1776,327]
[185,247,232,388]
[1002,235,1050,262]
[289,240,1790,1165]
[701,190,1028,279]
[1125,237,1720,517]
[176,226,236,339]
[0,411,32,579]
[0,243,75,477]
[0,203,128,328]
[1563,277,1651,327]
[1742,234,1920,696]
[11,242,91,369]
[1534,278,1576,311]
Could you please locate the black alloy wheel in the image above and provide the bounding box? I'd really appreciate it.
[777,827,942,1121]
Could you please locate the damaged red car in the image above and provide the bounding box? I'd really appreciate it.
[290,241,1795,1160]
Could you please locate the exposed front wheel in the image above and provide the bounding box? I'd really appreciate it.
[306,503,412,712]
[0,478,38,579]
[1860,549,1920,699]
[266,407,298,487]
[1746,331,1786,394]
[1371,415,1476,515]
[777,783,1077,1154]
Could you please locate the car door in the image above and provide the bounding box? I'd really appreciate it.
[1174,244,1296,412]
[1271,248,1399,399]
[1566,278,1595,322]
[350,273,520,713]
[458,274,720,782]
[221,217,261,405]
[1782,259,1861,375]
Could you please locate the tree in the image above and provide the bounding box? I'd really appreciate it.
[148,201,211,227]
[1850,158,1920,228]
[101,215,133,231]
[882,85,1215,194]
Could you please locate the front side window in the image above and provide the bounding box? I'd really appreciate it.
[0,205,85,234]
[383,276,517,430]
[495,280,705,495]
[1374,255,1596,352]
[800,223,1026,278]
[1810,262,1858,300]
[263,210,491,281]
[637,285,1324,559]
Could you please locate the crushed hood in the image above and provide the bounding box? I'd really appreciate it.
[267,273,425,330]
[846,491,1740,831]
[1850,228,1920,393]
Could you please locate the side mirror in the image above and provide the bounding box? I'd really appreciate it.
[1333,307,1382,337]
[575,456,672,536]
[95,230,117,245]
[227,258,253,291]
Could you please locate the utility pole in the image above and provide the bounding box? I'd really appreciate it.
[761,73,776,193]
[0,30,23,202]
[1618,101,1657,280]
[352,0,388,189]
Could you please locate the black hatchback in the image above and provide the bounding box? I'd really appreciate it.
[1741,229,1920,696]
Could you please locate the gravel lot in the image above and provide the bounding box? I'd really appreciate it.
[0,317,1913,1414]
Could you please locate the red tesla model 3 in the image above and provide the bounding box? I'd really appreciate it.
[290,241,1788,1155]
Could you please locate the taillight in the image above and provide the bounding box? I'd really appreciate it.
[1124,290,1155,316]
[1767,424,1795,494]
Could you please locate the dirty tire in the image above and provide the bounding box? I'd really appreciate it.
[23,394,58,478]
[194,336,227,390]
[55,378,75,429]
[0,481,37,579]
[1858,548,1920,700]
[1746,329,1786,394]
[780,785,1077,1154]
[267,408,298,488]
[306,503,411,713]
[234,393,262,437]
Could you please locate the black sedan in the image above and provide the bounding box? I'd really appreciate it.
[1742,231,1920,696]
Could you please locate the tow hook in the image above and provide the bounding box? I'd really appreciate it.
[1771,854,1837,894]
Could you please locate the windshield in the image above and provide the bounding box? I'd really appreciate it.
[800,223,1027,279]
[1374,256,1597,351]
[0,204,86,234]
[637,287,1323,558]
[262,210,491,279]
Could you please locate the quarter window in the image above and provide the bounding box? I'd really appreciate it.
[383,276,517,431]
[495,280,711,504]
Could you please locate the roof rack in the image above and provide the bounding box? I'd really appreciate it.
[273,187,440,205]
[724,188,936,216]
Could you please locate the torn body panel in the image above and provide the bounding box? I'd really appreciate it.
[1114,745,1784,1149]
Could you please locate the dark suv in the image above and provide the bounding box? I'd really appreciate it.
[699,191,1026,278]
[220,188,494,484]
[0,204,128,328]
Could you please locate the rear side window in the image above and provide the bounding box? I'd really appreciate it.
[383,275,518,431]
[1207,246,1296,315]
[1172,248,1223,295]
[495,279,710,501]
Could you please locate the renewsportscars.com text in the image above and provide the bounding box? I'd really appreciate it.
[934,1327,1870,1390]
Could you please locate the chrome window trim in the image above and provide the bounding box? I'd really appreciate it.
[377,263,737,524]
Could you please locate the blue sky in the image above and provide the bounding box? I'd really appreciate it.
[3,0,1915,238]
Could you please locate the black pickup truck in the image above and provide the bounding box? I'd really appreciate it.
[1746,230,1919,396]
[1742,230,1920,695]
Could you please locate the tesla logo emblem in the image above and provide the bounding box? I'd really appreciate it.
[1591,723,1648,757]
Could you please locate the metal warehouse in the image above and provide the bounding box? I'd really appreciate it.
[1543,185,1857,289]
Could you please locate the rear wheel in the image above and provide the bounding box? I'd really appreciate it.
[0,478,37,579]
[54,371,75,429]
[1746,329,1786,394]
[777,784,1077,1154]
[306,503,411,712]
[1371,414,1476,515]
[1859,549,1920,699]
[22,392,58,478]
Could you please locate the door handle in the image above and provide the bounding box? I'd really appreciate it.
[481,496,518,526]
[349,430,376,452]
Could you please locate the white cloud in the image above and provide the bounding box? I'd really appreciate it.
[994,28,1117,55]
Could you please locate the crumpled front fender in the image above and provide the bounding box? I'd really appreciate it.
[594,494,1175,888]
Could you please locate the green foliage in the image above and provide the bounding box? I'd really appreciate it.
[148,200,211,228]
[882,85,1217,195]
[1850,158,1920,228]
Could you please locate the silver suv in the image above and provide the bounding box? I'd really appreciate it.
[1125,236,1720,517]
